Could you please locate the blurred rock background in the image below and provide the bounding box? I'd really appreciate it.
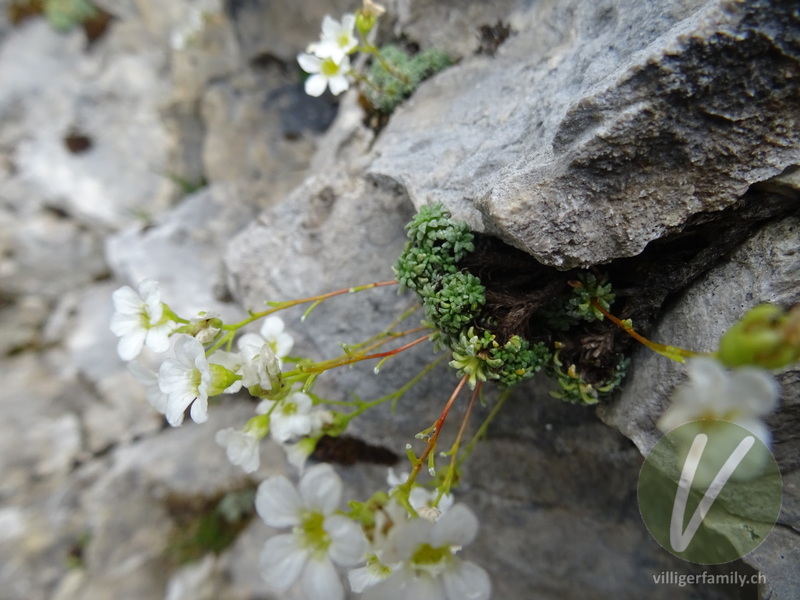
[0,1,797,599]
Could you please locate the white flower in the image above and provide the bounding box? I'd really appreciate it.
[260,315,295,358]
[360,504,490,600]
[238,316,294,363]
[657,357,779,485]
[110,279,175,360]
[297,53,351,97]
[658,357,779,445]
[256,464,367,600]
[158,336,212,426]
[216,427,261,473]
[307,14,358,64]
[257,392,314,443]
[128,361,169,413]
[241,343,282,391]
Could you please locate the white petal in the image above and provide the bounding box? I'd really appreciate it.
[443,560,491,600]
[260,534,306,591]
[117,330,146,361]
[256,475,302,527]
[174,335,203,365]
[348,564,389,594]
[145,322,173,353]
[340,14,356,34]
[216,428,261,473]
[320,15,339,38]
[137,278,161,304]
[210,349,242,372]
[297,52,321,74]
[299,463,342,513]
[111,285,140,313]
[259,315,284,339]
[165,392,193,426]
[432,504,478,547]
[216,428,260,472]
[305,74,328,97]
[190,395,208,423]
[326,515,367,566]
[386,468,408,488]
[413,575,447,600]
[732,417,772,448]
[271,413,312,443]
[283,439,315,473]
[328,74,350,96]
[256,399,276,415]
[363,570,407,600]
[373,572,445,600]
[303,557,344,600]
[409,487,437,512]
[730,367,779,415]
[110,312,140,337]
[128,362,163,404]
[381,519,429,564]
[687,357,727,391]
[237,332,264,360]
[158,359,191,394]
[289,392,313,413]
[274,331,295,357]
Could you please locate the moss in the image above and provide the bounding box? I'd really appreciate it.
[164,484,257,565]
[363,45,451,115]
[43,0,97,32]
[394,203,635,396]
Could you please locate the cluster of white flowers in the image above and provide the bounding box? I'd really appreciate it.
[349,502,489,598]
[111,278,490,599]
[298,14,357,97]
[111,278,331,473]
[255,464,489,600]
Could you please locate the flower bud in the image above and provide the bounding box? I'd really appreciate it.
[718,304,800,369]
[356,0,385,36]
[207,363,240,396]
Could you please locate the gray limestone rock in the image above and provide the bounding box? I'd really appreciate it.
[392,0,522,57]
[6,20,175,229]
[224,165,755,598]
[599,215,800,596]
[224,170,423,422]
[0,206,108,300]
[51,402,288,600]
[0,0,797,599]
[200,68,332,209]
[0,353,84,496]
[106,184,259,321]
[225,0,355,64]
[370,0,800,268]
